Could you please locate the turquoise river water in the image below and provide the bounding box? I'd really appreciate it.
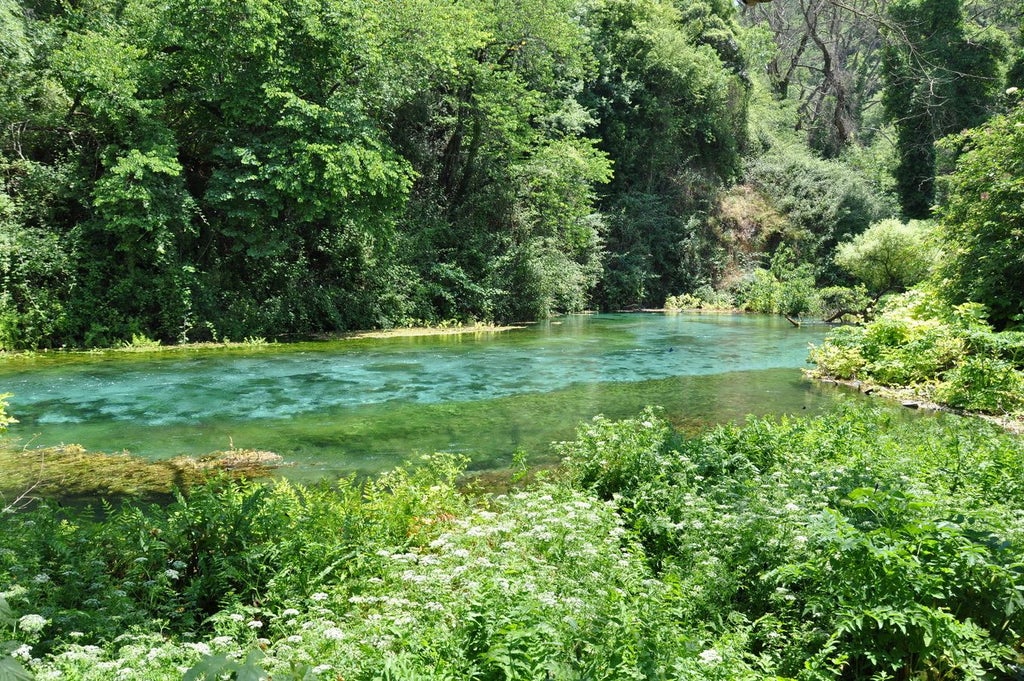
[0,313,861,481]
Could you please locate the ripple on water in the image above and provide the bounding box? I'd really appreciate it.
[0,313,855,479]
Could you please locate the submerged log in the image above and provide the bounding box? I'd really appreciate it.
[0,445,287,499]
[195,449,284,471]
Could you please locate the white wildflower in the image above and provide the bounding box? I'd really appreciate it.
[699,648,722,665]
[17,614,48,633]
[185,642,211,656]
[400,570,427,583]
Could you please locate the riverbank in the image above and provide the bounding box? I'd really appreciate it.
[808,370,1024,435]
[0,323,526,360]
[332,323,525,340]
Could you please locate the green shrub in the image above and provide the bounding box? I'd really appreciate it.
[665,285,734,311]
[735,248,820,318]
[834,218,936,296]
[561,405,1024,679]
[7,407,1024,679]
[808,326,868,379]
[811,291,1024,414]
[865,324,965,386]
[936,356,1024,414]
[774,488,1018,680]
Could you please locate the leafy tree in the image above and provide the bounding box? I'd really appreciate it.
[157,0,419,337]
[390,0,611,323]
[935,96,1024,329]
[834,218,935,297]
[1010,21,1024,88]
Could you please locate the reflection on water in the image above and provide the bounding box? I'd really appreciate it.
[0,313,860,479]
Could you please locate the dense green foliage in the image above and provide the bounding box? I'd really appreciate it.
[733,246,818,318]
[585,0,749,309]
[564,406,1024,679]
[811,290,1024,414]
[2,0,1021,345]
[834,218,935,298]
[881,0,1009,218]
[3,406,1024,678]
[935,96,1024,330]
[733,0,1019,321]
[742,145,893,285]
[0,0,752,348]
[5,0,1024,676]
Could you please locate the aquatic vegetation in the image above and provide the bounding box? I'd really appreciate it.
[0,445,284,499]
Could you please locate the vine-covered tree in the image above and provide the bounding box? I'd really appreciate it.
[881,0,1008,218]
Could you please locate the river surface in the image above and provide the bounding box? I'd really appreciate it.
[0,313,857,480]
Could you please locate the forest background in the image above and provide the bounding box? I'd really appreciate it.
[2,0,1022,350]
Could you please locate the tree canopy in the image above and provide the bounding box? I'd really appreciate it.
[0,0,1022,348]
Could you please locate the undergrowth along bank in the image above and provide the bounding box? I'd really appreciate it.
[2,403,1024,679]
[809,290,1024,429]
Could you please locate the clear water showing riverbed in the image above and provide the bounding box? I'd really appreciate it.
[0,313,858,480]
